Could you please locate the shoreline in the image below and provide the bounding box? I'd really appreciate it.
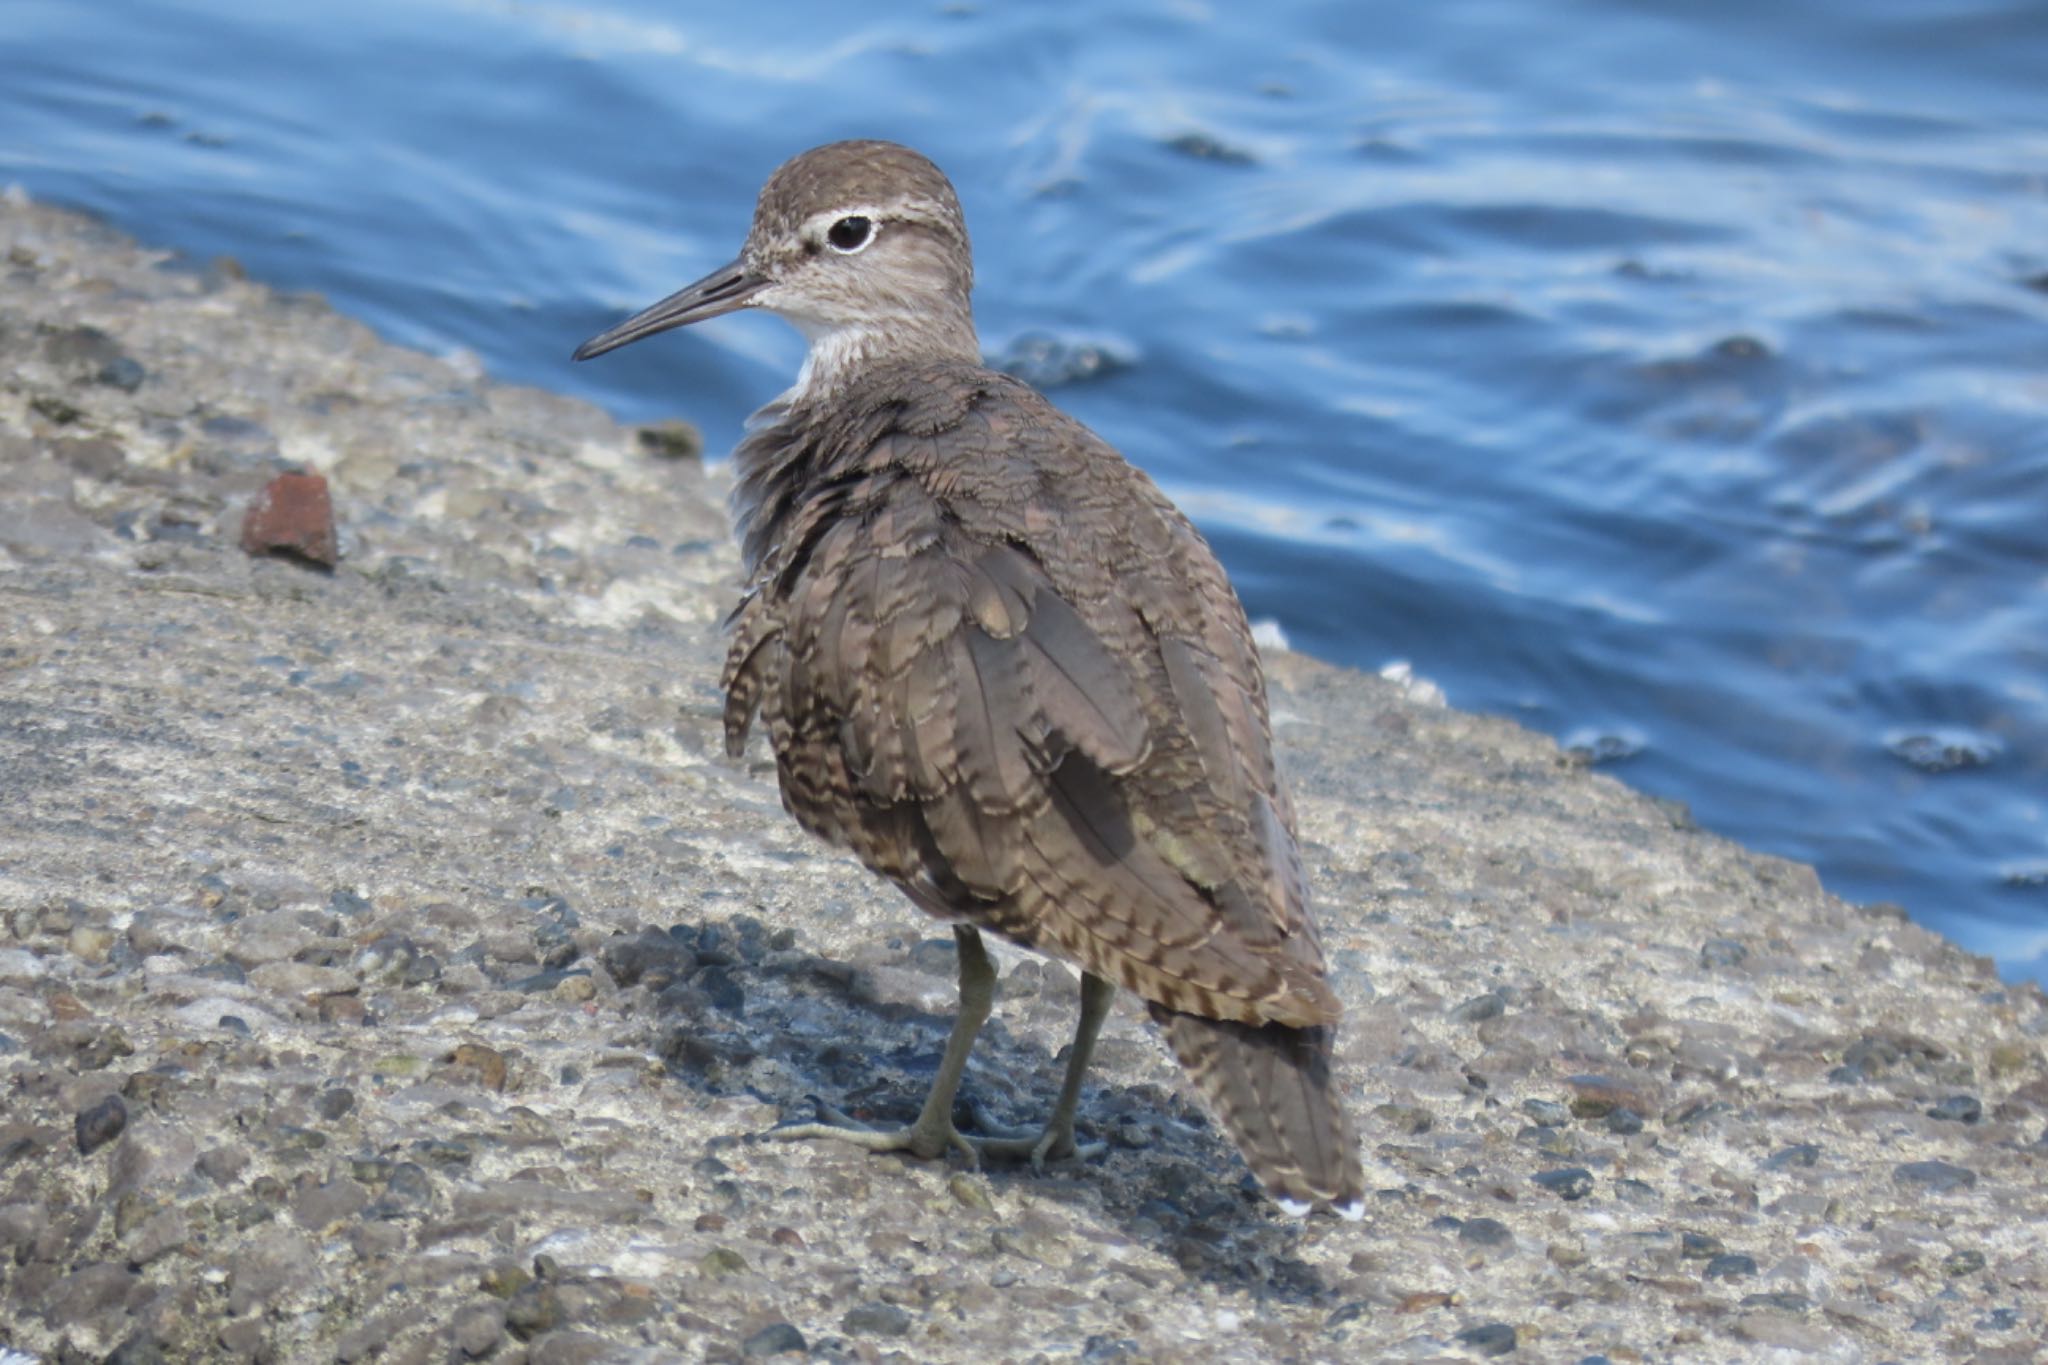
[2,192,2044,1363]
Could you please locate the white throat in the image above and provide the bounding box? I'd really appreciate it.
[782,321,884,406]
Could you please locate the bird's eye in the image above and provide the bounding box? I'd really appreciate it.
[826,216,874,253]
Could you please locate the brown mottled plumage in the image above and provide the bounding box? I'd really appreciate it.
[575,140,1363,1214]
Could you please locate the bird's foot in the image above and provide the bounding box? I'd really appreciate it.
[963,1101,1106,1172]
[769,1097,977,1164]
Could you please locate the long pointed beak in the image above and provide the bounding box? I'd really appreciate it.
[572,257,766,361]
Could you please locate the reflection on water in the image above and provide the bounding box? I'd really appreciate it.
[5,0,2045,978]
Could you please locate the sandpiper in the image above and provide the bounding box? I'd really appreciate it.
[575,140,1363,1215]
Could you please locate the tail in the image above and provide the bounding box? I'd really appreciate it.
[1150,1006,1364,1217]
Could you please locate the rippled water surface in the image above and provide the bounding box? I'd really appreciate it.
[8,0,2046,979]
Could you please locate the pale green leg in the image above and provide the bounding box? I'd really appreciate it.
[969,969,1113,1167]
[773,929,1110,1169]
[772,922,992,1162]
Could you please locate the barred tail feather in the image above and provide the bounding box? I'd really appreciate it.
[1150,1006,1364,1216]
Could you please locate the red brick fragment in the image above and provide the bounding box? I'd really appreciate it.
[241,471,338,567]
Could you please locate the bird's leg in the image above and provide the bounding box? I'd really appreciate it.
[771,923,994,1163]
[968,969,1113,1168]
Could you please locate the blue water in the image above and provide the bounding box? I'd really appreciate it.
[7,0,2046,981]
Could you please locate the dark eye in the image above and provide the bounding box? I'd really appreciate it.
[826,216,873,253]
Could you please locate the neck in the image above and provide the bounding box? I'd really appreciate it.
[779,303,980,409]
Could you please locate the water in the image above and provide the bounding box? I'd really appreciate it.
[7,0,2046,981]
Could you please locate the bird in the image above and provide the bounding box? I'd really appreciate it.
[574,139,1364,1216]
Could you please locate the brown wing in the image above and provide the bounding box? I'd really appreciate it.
[724,363,1337,1031]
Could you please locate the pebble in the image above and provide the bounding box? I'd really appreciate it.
[1455,1322,1518,1356]
[76,1093,129,1154]
[240,469,338,567]
[949,1173,996,1213]
[1763,1142,1820,1171]
[1604,1107,1644,1135]
[226,1226,317,1314]
[1681,1232,1725,1260]
[1927,1094,1982,1123]
[1704,1253,1758,1280]
[1532,1167,1594,1200]
[1458,1217,1514,1249]
[1565,1074,1647,1119]
[1699,938,1748,969]
[699,1248,749,1277]
[1373,1102,1434,1135]
[1942,1249,1986,1277]
[1521,1099,1569,1126]
[68,924,116,963]
[1449,991,1505,1023]
[842,1302,913,1337]
[453,1302,507,1358]
[1894,1160,1977,1193]
[741,1322,807,1357]
[599,927,697,988]
[504,1280,562,1340]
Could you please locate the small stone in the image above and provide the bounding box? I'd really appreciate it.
[1449,992,1505,1023]
[554,973,596,1003]
[600,928,697,988]
[637,420,705,460]
[1739,1292,1811,1313]
[1704,1253,1758,1280]
[504,1280,560,1340]
[42,1261,139,1330]
[1927,1095,1981,1124]
[993,1222,1073,1268]
[227,1226,317,1314]
[30,393,82,424]
[68,925,116,963]
[699,1248,749,1278]
[691,964,745,1013]
[314,1087,356,1120]
[77,1093,129,1154]
[842,1302,913,1337]
[480,1264,532,1299]
[1521,1099,1569,1126]
[1700,938,1747,969]
[1532,1167,1593,1200]
[769,1226,804,1248]
[1763,1143,1820,1171]
[949,1173,995,1213]
[1942,1249,1986,1277]
[1604,1107,1644,1135]
[448,1043,509,1091]
[105,1333,168,1364]
[741,1322,806,1357]
[241,470,338,567]
[1894,1160,1976,1193]
[250,960,358,1000]
[1457,1217,1513,1249]
[1680,1232,1724,1260]
[453,1302,507,1358]
[1372,1102,1434,1135]
[97,355,147,391]
[1454,1323,1517,1356]
[1565,1074,1648,1119]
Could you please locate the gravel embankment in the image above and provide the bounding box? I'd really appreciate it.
[2,190,2044,1364]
